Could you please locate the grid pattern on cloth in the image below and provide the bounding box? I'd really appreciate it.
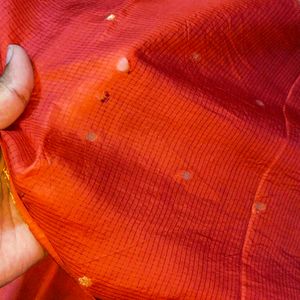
[1,0,300,299]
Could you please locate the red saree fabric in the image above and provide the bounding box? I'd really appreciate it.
[1,0,300,298]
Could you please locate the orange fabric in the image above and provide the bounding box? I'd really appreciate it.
[1,0,300,298]
[0,256,93,300]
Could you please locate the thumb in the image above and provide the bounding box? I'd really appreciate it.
[0,44,34,129]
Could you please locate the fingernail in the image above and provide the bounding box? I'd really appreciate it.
[6,45,14,65]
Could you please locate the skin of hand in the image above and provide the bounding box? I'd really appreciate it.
[0,45,45,287]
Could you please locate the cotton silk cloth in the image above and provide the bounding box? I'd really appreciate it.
[1,0,300,299]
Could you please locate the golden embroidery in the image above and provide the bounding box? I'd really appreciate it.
[9,192,16,204]
[2,167,10,180]
[78,276,92,287]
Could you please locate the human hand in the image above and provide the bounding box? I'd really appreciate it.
[0,45,44,287]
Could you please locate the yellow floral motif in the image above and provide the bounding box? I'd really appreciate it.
[78,276,92,287]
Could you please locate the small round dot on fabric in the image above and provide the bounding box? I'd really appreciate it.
[78,276,92,287]
[106,14,116,21]
[182,171,192,181]
[255,99,265,107]
[253,202,267,213]
[116,56,130,73]
[86,132,97,142]
[191,52,201,62]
